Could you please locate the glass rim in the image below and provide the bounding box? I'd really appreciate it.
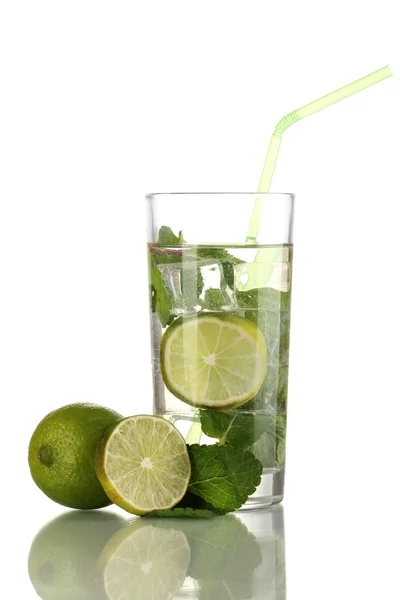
[146,192,295,199]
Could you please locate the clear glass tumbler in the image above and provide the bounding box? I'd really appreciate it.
[147,193,294,508]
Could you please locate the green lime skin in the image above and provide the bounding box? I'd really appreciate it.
[28,510,126,600]
[28,403,123,509]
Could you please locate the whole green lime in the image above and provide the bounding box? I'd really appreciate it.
[28,403,123,509]
[28,510,126,600]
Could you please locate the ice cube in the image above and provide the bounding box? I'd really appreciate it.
[157,259,236,316]
[235,284,284,312]
[197,260,236,310]
[156,260,201,316]
[234,283,290,367]
[234,259,291,293]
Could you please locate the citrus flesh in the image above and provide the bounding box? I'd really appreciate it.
[28,403,123,509]
[160,313,267,409]
[96,415,191,516]
[101,521,190,600]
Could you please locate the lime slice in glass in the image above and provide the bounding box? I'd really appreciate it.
[101,521,190,600]
[160,313,267,409]
[96,416,191,516]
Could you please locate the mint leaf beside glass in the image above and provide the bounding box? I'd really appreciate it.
[187,444,262,512]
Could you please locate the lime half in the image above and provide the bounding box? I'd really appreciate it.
[160,313,267,409]
[96,416,191,516]
[101,521,190,600]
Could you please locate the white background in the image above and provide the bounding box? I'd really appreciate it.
[1,1,399,598]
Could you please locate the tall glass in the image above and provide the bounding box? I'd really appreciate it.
[147,193,294,508]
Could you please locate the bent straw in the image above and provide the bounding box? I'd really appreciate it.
[246,65,393,243]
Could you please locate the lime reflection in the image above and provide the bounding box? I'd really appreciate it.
[28,510,126,600]
[29,506,286,600]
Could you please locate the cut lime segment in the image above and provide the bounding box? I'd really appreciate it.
[96,416,191,516]
[160,313,267,409]
[101,521,190,600]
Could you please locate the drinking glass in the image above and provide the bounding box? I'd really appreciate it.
[147,193,294,508]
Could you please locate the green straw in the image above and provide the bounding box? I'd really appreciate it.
[246,65,393,243]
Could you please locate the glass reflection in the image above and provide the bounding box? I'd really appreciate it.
[29,506,285,599]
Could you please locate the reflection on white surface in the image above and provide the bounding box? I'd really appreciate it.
[28,506,286,599]
[28,510,126,600]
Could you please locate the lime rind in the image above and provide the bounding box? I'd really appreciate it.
[160,313,267,410]
[96,416,191,516]
[28,403,123,510]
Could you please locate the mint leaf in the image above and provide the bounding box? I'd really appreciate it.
[200,410,270,448]
[249,414,286,467]
[176,491,228,514]
[187,444,262,512]
[203,288,226,310]
[149,252,175,327]
[200,410,286,468]
[157,225,184,245]
[146,491,229,517]
[145,507,217,518]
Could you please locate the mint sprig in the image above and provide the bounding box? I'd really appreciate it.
[187,444,262,512]
[200,410,287,468]
[200,410,270,448]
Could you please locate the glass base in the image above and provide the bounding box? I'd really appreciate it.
[241,467,285,510]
